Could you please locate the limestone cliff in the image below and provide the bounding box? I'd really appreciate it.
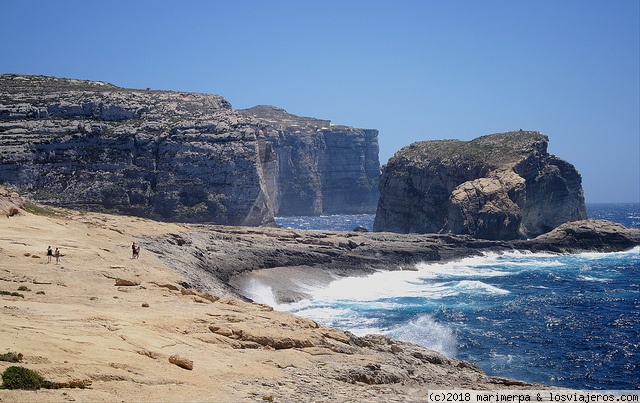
[239,105,379,216]
[0,74,379,224]
[373,131,587,240]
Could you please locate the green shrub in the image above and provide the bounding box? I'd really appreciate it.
[0,290,24,298]
[0,366,51,390]
[22,203,59,217]
[0,366,91,390]
[17,286,30,292]
[0,352,22,363]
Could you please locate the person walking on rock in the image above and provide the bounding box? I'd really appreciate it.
[54,247,61,265]
[47,246,53,264]
[132,242,140,259]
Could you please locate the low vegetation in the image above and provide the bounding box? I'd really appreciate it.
[0,290,24,298]
[22,202,66,217]
[0,352,23,363]
[0,366,91,390]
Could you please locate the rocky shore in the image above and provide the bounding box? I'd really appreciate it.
[142,219,639,303]
[1,193,638,401]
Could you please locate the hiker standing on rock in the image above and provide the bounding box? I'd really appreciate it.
[132,242,140,259]
[47,246,53,263]
[54,248,61,265]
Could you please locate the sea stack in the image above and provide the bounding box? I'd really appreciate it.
[373,131,587,240]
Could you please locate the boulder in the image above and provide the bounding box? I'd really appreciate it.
[526,219,640,253]
[0,185,25,217]
[168,355,193,370]
[115,278,140,286]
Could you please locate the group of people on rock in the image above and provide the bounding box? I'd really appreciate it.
[46,246,61,265]
[44,242,142,265]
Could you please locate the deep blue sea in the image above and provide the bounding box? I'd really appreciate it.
[259,204,640,390]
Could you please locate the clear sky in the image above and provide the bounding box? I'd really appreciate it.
[1,0,638,203]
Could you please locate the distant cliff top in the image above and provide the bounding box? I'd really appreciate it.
[0,73,122,92]
[239,105,373,134]
[239,105,331,129]
[0,73,234,119]
[394,130,548,168]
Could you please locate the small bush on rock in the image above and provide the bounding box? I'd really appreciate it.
[0,290,24,298]
[0,352,23,362]
[1,366,50,390]
[0,366,91,390]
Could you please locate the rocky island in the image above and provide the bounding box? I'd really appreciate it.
[0,74,379,225]
[374,131,587,240]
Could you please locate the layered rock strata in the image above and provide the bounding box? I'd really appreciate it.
[0,74,379,224]
[239,105,380,215]
[374,131,587,240]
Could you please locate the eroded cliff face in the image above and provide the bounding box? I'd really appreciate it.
[0,75,379,224]
[240,105,379,216]
[373,131,587,240]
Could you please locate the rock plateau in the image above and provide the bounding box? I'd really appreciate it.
[1,198,562,403]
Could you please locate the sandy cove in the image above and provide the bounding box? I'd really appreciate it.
[0,208,560,402]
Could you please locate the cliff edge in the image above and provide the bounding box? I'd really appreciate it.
[0,74,379,224]
[239,105,379,216]
[373,131,587,239]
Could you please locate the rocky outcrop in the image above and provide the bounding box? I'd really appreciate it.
[0,184,25,217]
[141,219,638,301]
[524,219,640,253]
[0,74,379,224]
[373,131,587,240]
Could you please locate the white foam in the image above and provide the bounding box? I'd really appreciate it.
[241,249,633,310]
[452,280,510,295]
[577,275,610,283]
[384,314,458,357]
[235,247,637,363]
[241,278,279,307]
[305,269,429,302]
[413,250,567,280]
[573,245,639,260]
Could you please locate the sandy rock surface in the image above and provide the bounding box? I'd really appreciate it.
[0,209,551,402]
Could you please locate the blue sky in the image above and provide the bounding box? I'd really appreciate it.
[1,0,638,203]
